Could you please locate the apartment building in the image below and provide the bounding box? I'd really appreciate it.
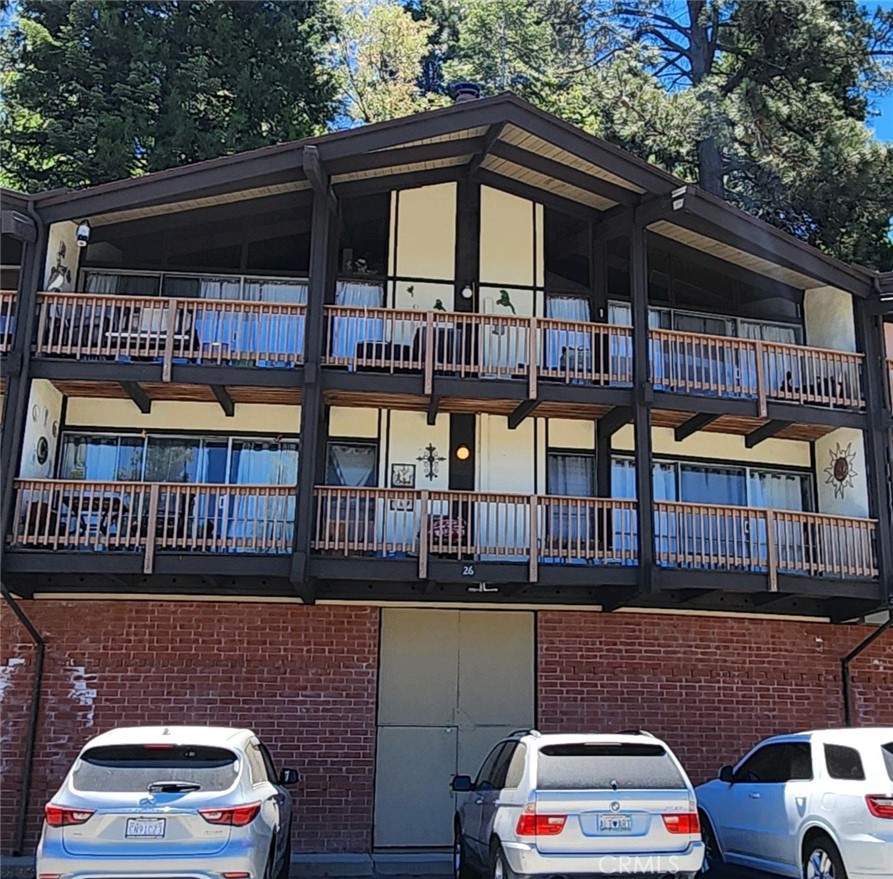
[1,93,891,855]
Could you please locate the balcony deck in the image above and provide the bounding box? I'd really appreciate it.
[6,482,878,606]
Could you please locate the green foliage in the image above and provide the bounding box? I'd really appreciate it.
[1,1,337,191]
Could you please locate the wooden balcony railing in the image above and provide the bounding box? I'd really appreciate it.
[0,290,17,353]
[654,502,877,586]
[323,307,865,411]
[311,486,638,581]
[9,480,295,572]
[34,293,305,379]
[887,358,893,409]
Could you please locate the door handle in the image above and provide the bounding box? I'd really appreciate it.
[475,798,484,805]
[749,792,761,799]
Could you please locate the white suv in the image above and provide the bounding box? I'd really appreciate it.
[696,727,893,879]
[451,730,704,879]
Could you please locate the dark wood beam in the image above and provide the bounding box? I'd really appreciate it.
[468,122,507,178]
[476,169,593,221]
[750,592,790,608]
[597,405,632,438]
[303,146,337,215]
[1,210,37,243]
[508,399,540,430]
[427,395,440,426]
[598,586,638,612]
[210,385,235,417]
[334,166,464,200]
[490,141,637,206]
[327,135,485,177]
[675,413,718,442]
[744,419,786,448]
[121,381,151,415]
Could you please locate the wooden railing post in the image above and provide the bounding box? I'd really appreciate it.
[423,311,434,395]
[162,298,178,382]
[528,495,538,582]
[765,508,778,592]
[143,483,160,574]
[754,340,767,418]
[418,490,429,580]
[528,317,538,399]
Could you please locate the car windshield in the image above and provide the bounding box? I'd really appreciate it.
[536,742,687,790]
[71,744,240,793]
[883,743,893,782]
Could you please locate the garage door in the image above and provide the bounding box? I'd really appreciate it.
[374,609,534,847]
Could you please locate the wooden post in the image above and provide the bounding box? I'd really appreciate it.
[162,297,177,382]
[754,340,767,418]
[419,490,429,580]
[765,508,778,592]
[143,483,160,575]
[528,495,538,583]
[423,311,434,395]
[528,317,538,399]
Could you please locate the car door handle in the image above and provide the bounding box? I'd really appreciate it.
[475,798,484,805]
[749,792,761,799]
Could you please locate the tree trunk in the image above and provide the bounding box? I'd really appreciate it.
[696,136,725,196]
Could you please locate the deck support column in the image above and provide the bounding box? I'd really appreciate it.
[292,147,338,597]
[854,299,893,608]
[630,213,656,592]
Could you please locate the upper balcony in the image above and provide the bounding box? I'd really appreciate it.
[0,290,15,354]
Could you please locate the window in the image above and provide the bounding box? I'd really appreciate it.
[536,743,686,791]
[82,272,160,296]
[245,743,270,785]
[734,743,787,783]
[60,435,145,481]
[258,742,279,783]
[339,194,390,276]
[781,742,813,781]
[883,743,893,781]
[326,442,377,487]
[544,209,590,291]
[824,744,865,780]
[475,744,510,791]
[504,744,527,789]
[547,453,595,497]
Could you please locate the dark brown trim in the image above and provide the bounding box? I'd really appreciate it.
[476,170,594,221]
[744,419,786,448]
[469,122,507,178]
[675,413,718,442]
[210,384,235,417]
[327,135,486,177]
[121,381,151,415]
[508,399,540,429]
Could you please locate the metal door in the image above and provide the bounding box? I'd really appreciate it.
[374,609,533,847]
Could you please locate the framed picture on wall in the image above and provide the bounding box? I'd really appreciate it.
[390,463,416,489]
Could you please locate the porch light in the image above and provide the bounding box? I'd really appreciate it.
[75,220,91,247]
[461,285,474,300]
[455,445,471,461]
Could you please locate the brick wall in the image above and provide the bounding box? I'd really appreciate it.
[537,611,893,785]
[0,600,379,855]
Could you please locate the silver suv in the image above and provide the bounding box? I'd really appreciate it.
[36,725,297,879]
[451,730,704,879]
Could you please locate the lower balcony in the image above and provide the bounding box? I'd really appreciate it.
[5,482,879,609]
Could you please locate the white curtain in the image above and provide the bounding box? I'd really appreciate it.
[331,281,385,362]
[548,453,594,497]
[244,279,307,303]
[545,296,590,371]
[84,273,118,294]
[748,470,806,511]
[739,321,797,344]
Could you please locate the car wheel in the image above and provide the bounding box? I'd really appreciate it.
[489,841,517,879]
[276,825,292,879]
[454,824,475,879]
[804,836,848,879]
[699,810,723,869]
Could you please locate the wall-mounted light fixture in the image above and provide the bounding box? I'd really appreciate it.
[76,219,91,247]
[460,285,474,300]
[455,444,471,461]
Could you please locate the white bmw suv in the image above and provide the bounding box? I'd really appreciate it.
[451,729,704,879]
[696,727,893,879]
[36,725,297,879]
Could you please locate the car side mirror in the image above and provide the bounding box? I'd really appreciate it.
[719,765,734,784]
[451,774,474,792]
[279,768,300,786]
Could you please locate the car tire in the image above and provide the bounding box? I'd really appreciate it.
[276,825,292,879]
[803,835,848,879]
[489,841,518,879]
[699,810,723,869]
[454,824,475,879]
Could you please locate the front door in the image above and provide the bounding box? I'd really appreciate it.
[374,608,534,847]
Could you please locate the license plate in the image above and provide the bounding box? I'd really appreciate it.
[125,817,166,838]
[598,813,632,832]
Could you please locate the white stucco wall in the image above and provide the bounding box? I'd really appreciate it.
[383,410,450,491]
[803,286,856,353]
[20,380,64,478]
[814,428,869,517]
[392,184,456,284]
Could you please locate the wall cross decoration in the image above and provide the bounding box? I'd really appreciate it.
[417,443,446,481]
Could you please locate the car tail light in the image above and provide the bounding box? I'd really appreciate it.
[44,804,95,827]
[222,874,251,878]
[662,812,700,834]
[515,802,566,836]
[866,794,893,819]
[199,802,261,826]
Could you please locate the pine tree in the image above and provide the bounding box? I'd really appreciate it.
[1,0,337,191]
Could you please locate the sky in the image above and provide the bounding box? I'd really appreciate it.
[869,2,893,141]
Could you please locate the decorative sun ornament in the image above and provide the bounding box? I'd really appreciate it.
[824,442,858,499]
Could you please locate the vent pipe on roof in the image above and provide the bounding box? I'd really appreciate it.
[450,82,482,104]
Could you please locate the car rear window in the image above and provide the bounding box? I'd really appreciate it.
[824,744,865,780]
[71,745,240,793]
[536,742,687,790]
[883,743,893,782]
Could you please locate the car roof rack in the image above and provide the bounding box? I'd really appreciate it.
[617,729,656,738]
[508,728,541,738]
